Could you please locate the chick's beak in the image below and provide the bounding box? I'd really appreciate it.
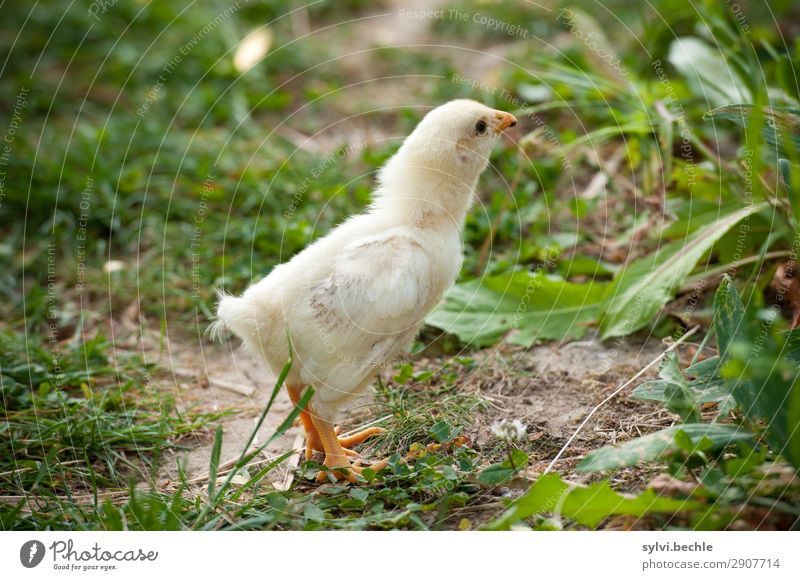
[494,111,518,133]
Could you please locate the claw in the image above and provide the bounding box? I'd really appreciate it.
[293,393,388,485]
[305,426,383,460]
[315,457,389,483]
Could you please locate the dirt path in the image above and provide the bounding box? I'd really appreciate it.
[155,339,302,490]
[464,338,678,479]
[155,330,677,492]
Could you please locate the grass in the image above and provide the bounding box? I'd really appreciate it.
[0,330,223,530]
[2,0,800,530]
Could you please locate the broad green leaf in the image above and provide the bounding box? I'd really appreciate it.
[304,503,326,522]
[484,473,699,530]
[477,464,516,485]
[714,275,745,360]
[660,202,746,238]
[713,278,800,473]
[577,423,754,473]
[636,356,728,405]
[599,203,765,338]
[556,254,616,278]
[632,377,732,405]
[723,338,800,470]
[656,352,700,422]
[430,421,460,444]
[477,449,528,485]
[684,356,721,381]
[668,38,751,108]
[562,481,698,528]
[673,429,695,453]
[633,354,735,418]
[426,271,606,347]
[483,473,568,529]
[629,281,743,415]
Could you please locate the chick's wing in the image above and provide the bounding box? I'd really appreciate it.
[295,231,433,398]
[311,231,434,329]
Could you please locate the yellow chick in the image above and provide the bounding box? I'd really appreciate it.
[214,100,516,482]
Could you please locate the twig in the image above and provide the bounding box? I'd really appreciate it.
[274,432,305,491]
[679,251,790,293]
[172,367,200,378]
[543,326,700,474]
[0,490,129,505]
[188,449,296,485]
[172,366,259,398]
[0,459,84,478]
[338,414,392,438]
[275,126,324,154]
[208,377,256,397]
[580,145,626,199]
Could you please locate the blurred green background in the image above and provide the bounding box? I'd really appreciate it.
[1,0,795,338]
[2,0,800,530]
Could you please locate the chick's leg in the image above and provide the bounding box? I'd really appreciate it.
[308,409,388,483]
[287,385,324,461]
[287,385,360,460]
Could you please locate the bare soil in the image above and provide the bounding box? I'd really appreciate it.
[153,331,681,494]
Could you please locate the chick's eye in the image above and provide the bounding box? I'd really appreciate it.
[475,120,487,135]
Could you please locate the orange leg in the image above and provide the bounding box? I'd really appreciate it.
[287,385,384,460]
[307,406,389,484]
[287,385,324,461]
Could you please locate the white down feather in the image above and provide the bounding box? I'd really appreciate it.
[215,99,512,421]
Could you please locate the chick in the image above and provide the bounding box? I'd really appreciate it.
[214,100,516,482]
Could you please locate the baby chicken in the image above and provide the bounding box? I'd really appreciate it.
[214,100,516,482]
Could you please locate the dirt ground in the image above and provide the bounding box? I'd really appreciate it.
[155,339,300,491]
[399,336,679,487]
[152,330,681,493]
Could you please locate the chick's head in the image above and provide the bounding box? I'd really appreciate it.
[402,99,517,178]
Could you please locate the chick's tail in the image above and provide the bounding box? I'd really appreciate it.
[208,291,258,341]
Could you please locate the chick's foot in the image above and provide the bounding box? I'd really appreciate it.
[316,455,390,484]
[336,426,386,450]
[308,411,388,483]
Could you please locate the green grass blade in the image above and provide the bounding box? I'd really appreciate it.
[194,351,294,528]
[207,425,224,499]
[228,450,296,503]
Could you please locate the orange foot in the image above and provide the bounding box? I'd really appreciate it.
[316,455,390,484]
[304,426,386,461]
[287,385,388,484]
[336,426,386,451]
[288,386,385,461]
[316,427,388,483]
